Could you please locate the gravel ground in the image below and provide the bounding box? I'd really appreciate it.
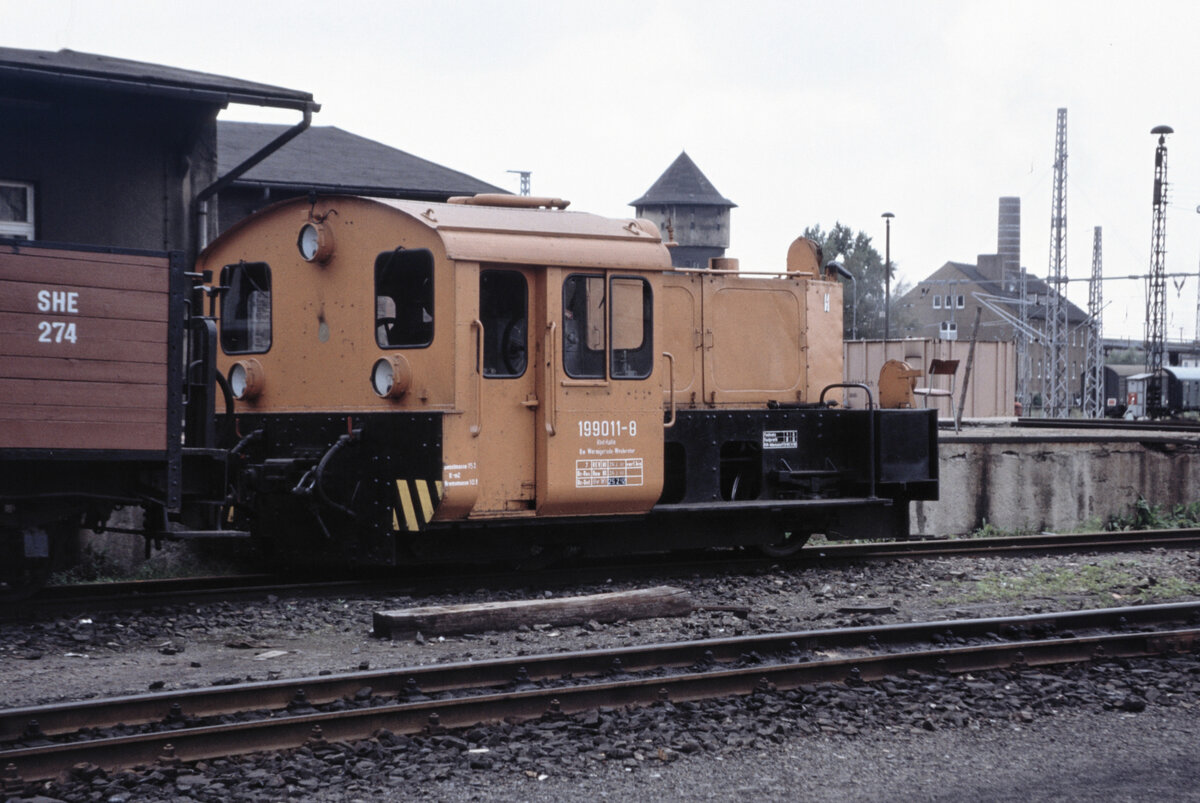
[3,546,1200,801]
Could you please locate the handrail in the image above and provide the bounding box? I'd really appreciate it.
[818,382,877,500]
[470,319,483,436]
[662,351,676,428]
[819,382,875,410]
[544,321,558,436]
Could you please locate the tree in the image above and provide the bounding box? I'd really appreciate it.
[1106,346,1145,365]
[803,222,912,340]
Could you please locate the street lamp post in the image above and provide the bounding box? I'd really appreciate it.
[1195,205,1200,347]
[882,212,894,340]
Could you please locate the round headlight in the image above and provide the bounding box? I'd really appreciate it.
[371,355,412,399]
[297,221,334,263]
[229,363,248,397]
[371,358,393,396]
[228,359,265,401]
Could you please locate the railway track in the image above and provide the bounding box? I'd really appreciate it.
[8,528,1198,620]
[1014,417,1200,434]
[810,527,1200,560]
[3,600,1198,785]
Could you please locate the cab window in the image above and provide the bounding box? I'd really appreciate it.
[609,276,652,379]
[219,261,271,354]
[562,274,653,380]
[375,248,434,348]
[563,274,605,379]
[481,269,528,377]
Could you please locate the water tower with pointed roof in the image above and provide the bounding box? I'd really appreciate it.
[630,151,736,268]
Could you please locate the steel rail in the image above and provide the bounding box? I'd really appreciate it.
[2,625,1196,784]
[1014,417,1200,433]
[35,574,279,599]
[6,599,1199,742]
[6,529,1198,623]
[808,528,1200,560]
[3,601,1200,782]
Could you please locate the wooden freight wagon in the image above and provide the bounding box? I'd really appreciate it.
[0,239,217,595]
[0,241,183,452]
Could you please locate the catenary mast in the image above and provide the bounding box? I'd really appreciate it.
[1146,125,1172,417]
[1045,108,1070,417]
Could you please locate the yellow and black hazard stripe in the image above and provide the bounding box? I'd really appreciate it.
[392,479,444,532]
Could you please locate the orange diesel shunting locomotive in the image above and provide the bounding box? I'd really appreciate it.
[1,194,934,588]
[195,194,936,566]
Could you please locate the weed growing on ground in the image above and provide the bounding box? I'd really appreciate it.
[1103,497,1200,531]
[945,558,1200,606]
[965,520,1037,539]
[965,497,1200,538]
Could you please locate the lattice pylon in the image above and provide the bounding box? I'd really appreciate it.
[1045,108,1070,417]
[1145,126,1172,417]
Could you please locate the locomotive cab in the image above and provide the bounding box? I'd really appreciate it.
[199,195,671,565]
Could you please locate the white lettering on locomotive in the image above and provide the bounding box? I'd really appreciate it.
[763,430,799,449]
[576,457,644,488]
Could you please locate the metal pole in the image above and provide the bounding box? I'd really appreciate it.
[882,212,894,340]
[955,307,983,433]
[1194,206,1200,347]
[1146,125,1172,417]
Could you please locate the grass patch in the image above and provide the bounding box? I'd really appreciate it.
[946,558,1200,606]
[964,521,1037,539]
[965,497,1200,539]
[1102,497,1200,531]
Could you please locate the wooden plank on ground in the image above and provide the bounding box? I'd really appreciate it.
[373,586,696,639]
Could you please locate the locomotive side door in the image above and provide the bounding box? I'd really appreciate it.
[535,268,664,516]
[471,266,538,514]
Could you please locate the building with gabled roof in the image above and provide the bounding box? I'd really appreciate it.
[0,47,316,256]
[216,122,507,232]
[630,151,736,268]
[896,198,1089,408]
[1,47,506,257]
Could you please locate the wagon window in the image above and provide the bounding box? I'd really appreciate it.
[610,276,652,379]
[375,248,434,348]
[563,274,605,379]
[481,269,528,377]
[219,261,272,354]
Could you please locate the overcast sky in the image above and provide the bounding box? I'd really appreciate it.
[7,0,1200,341]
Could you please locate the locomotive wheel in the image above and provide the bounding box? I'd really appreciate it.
[759,528,812,558]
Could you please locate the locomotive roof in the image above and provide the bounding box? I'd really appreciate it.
[377,197,674,269]
[207,195,674,270]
